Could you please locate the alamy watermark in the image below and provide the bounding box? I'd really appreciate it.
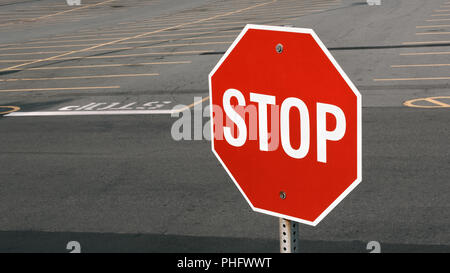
[367,0,381,6]
[66,0,82,6]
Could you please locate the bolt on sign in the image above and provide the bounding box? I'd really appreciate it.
[209,25,362,226]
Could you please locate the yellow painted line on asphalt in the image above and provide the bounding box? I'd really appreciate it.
[0,39,121,49]
[0,59,38,63]
[431,13,450,16]
[79,29,241,39]
[101,41,233,50]
[82,23,242,35]
[0,0,277,72]
[117,14,222,24]
[222,8,323,17]
[21,4,73,8]
[0,13,95,18]
[404,96,450,108]
[424,97,450,106]
[0,73,159,82]
[426,18,450,22]
[391,63,450,68]
[402,40,450,45]
[400,51,450,56]
[8,32,165,42]
[0,86,121,93]
[75,24,248,35]
[0,35,235,50]
[70,26,172,35]
[0,51,67,56]
[78,20,252,33]
[0,35,237,51]
[416,24,450,28]
[0,9,69,13]
[0,50,212,63]
[0,106,20,115]
[23,61,191,71]
[181,34,237,40]
[0,40,231,54]
[416,31,450,35]
[31,32,158,40]
[18,29,240,43]
[374,76,450,82]
[176,96,210,112]
[434,9,450,12]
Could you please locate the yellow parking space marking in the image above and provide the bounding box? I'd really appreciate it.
[391,63,450,68]
[71,26,171,35]
[435,9,450,12]
[33,35,126,43]
[431,13,450,16]
[20,4,73,8]
[0,51,68,56]
[19,30,240,43]
[0,106,20,115]
[176,96,210,112]
[95,41,233,51]
[400,51,450,56]
[78,20,251,33]
[23,61,191,71]
[140,40,230,47]
[402,40,450,45]
[404,96,450,108]
[0,35,237,51]
[416,31,450,35]
[6,32,169,43]
[0,86,120,93]
[416,24,450,28]
[1,41,232,56]
[0,73,159,82]
[0,40,123,49]
[0,0,277,72]
[220,9,322,18]
[0,50,212,63]
[426,18,450,22]
[181,35,237,40]
[0,40,231,54]
[374,76,450,82]
[0,59,39,63]
[207,12,306,21]
[74,24,248,36]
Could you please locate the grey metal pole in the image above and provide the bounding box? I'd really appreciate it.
[279,218,300,253]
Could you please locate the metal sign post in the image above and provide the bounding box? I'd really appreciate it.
[279,218,299,253]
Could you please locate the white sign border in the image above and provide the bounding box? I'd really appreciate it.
[209,24,362,226]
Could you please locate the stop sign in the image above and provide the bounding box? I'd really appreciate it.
[209,25,361,226]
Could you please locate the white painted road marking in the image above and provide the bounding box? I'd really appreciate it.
[4,98,208,117]
[6,110,178,116]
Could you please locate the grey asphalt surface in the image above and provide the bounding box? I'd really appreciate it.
[0,0,449,253]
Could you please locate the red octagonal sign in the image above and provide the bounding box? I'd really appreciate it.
[209,25,362,226]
